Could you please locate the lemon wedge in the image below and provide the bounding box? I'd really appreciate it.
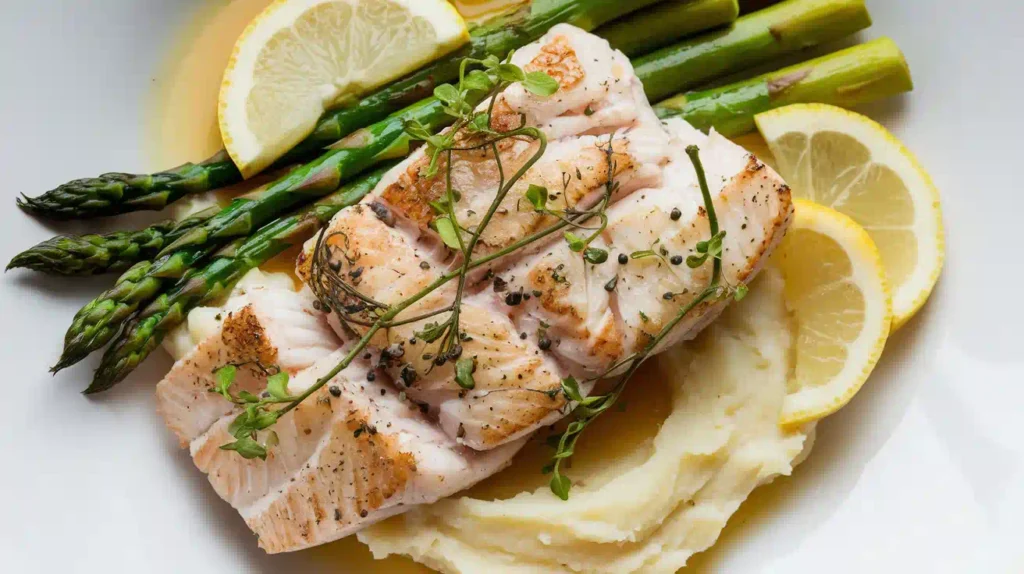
[219,0,469,177]
[773,199,892,427]
[756,104,944,330]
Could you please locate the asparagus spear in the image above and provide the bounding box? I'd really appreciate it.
[16,152,241,220]
[601,0,739,57]
[637,0,872,104]
[654,37,913,136]
[16,0,867,278]
[87,169,388,393]
[51,0,879,371]
[85,38,914,391]
[53,97,443,372]
[18,0,664,220]
[7,207,220,276]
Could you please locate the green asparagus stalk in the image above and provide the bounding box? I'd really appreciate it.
[53,245,223,372]
[88,37,914,390]
[16,152,242,220]
[637,0,872,104]
[10,4,752,277]
[7,207,220,276]
[18,0,664,220]
[52,97,446,372]
[654,37,913,136]
[155,98,451,258]
[87,169,388,393]
[601,0,739,57]
[51,0,879,374]
[51,81,455,363]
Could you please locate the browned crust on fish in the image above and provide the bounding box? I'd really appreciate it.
[220,305,279,368]
[469,389,567,447]
[729,156,794,285]
[249,396,416,554]
[377,34,590,235]
[157,304,280,447]
[525,34,585,92]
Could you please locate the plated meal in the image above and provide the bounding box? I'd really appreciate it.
[8,0,945,571]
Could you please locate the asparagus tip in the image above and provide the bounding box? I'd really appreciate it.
[51,350,83,374]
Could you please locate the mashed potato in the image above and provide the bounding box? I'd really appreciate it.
[358,269,814,573]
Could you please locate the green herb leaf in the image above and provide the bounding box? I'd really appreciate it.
[433,84,460,105]
[522,71,559,96]
[525,184,548,211]
[403,118,434,142]
[470,112,491,132]
[560,376,584,402]
[482,54,501,69]
[463,70,494,92]
[238,390,261,403]
[583,247,608,264]
[564,232,585,253]
[455,357,476,390]
[228,410,251,438]
[253,410,280,430]
[214,365,237,400]
[686,254,708,268]
[630,250,656,260]
[266,371,290,400]
[220,437,268,460]
[733,283,749,301]
[550,473,571,501]
[496,63,526,83]
[433,216,462,250]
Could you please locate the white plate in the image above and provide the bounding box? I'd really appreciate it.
[1,1,1022,572]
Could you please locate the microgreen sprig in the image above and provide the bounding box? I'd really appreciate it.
[213,364,300,460]
[544,145,749,501]
[218,54,563,456]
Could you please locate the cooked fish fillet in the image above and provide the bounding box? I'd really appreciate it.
[499,119,793,377]
[156,284,339,445]
[297,203,568,451]
[294,25,674,450]
[377,24,670,261]
[190,349,523,554]
[163,23,797,556]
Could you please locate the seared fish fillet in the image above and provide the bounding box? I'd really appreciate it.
[191,349,523,554]
[157,284,339,445]
[377,23,670,263]
[500,119,793,377]
[297,203,568,451]
[163,24,795,555]
[298,24,670,451]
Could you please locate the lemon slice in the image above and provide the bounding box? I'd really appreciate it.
[755,104,944,330]
[220,0,468,177]
[773,199,892,426]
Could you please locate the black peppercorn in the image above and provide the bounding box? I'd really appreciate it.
[505,290,523,306]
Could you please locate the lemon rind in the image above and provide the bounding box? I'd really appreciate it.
[778,199,893,427]
[219,0,469,177]
[755,103,944,331]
